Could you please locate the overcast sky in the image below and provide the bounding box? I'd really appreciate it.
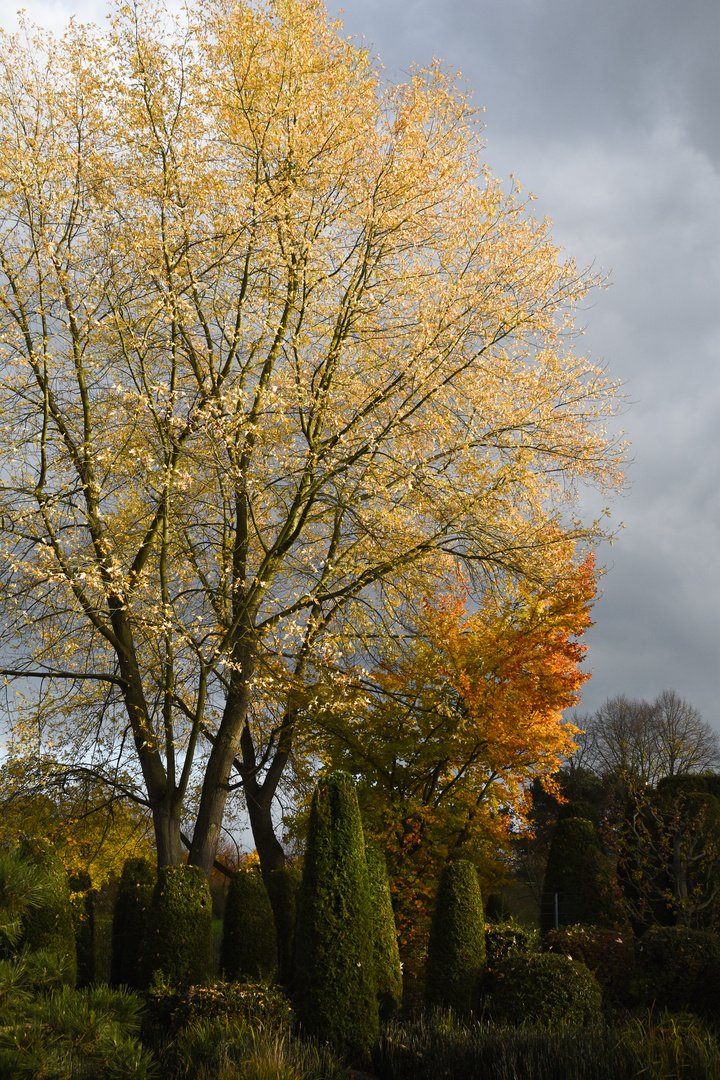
[3,0,719,726]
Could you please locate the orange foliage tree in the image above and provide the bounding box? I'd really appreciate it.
[303,554,596,977]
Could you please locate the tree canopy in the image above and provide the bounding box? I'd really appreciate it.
[0,0,624,875]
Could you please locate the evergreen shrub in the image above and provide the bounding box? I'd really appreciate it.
[69,870,95,988]
[425,858,485,1016]
[486,953,602,1027]
[484,920,538,967]
[145,979,292,1034]
[366,845,403,1017]
[147,864,212,988]
[484,892,511,923]
[111,856,155,989]
[634,925,720,1017]
[265,865,301,986]
[221,867,278,981]
[540,816,629,935]
[0,847,49,958]
[293,770,379,1054]
[544,924,635,1005]
[18,838,77,986]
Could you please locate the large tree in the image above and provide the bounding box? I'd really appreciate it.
[0,0,624,876]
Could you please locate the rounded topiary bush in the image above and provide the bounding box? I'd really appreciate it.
[634,925,720,1017]
[264,866,301,987]
[147,864,212,988]
[544,924,635,1005]
[293,771,378,1054]
[221,868,278,982]
[426,858,485,1016]
[366,845,402,1018]
[540,816,629,935]
[487,953,602,1027]
[111,857,155,989]
[484,921,538,967]
[19,838,77,986]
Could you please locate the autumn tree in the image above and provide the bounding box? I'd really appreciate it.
[299,554,596,973]
[0,0,624,877]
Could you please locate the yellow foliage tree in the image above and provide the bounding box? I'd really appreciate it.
[0,0,624,876]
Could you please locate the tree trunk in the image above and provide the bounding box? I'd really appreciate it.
[152,798,185,867]
[245,778,286,876]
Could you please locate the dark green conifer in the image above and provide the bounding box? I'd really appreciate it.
[264,866,301,986]
[425,857,485,1015]
[221,867,278,981]
[540,816,629,934]
[19,838,77,986]
[366,845,402,1017]
[147,864,212,987]
[111,857,155,989]
[293,771,379,1054]
[69,870,95,988]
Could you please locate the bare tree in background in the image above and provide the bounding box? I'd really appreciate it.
[572,691,720,786]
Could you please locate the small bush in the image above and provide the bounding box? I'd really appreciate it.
[18,838,77,986]
[484,893,511,923]
[426,858,485,1016]
[111,857,155,989]
[484,921,538,967]
[544,924,635,1005]
[634,925,720,1017]
[145,979,292,1035]
[486,953,602,1028]
[0,983,153,1079]
[147,864,212,988]
[221,868,278,982]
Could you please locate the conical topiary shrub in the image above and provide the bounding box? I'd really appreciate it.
[425,857,485,1015]
[147,864,212,988]
[540,816,629,935]
[69,870,95,988]
[221,867,278,981]
[111,857,155,989]
[19,838,77,986]
[293,771,379,1054]
[265,866,301,987]
[366,845,402,1017]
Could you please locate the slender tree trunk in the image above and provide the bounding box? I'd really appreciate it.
[152,799,185,866]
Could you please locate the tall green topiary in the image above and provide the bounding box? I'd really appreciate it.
[366,845,402,1017]
[540,816,629,935]
[221,867,278,981]
[19,838,77,986]
[111,857,155,989]
[425,857,485,1015]
[69,870,95,988]
[293,771,379,1054]
[265,866,301,986]
[147,864,212,988]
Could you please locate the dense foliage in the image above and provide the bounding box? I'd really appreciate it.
[426,859,486,1014]
[293,772,379,1053]
[221,868,278,982]
[485,953,602,1028]
[366,846,403,1017]
[111,857,156,990]
[147,865,212,988]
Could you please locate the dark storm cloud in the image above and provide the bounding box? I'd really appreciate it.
[335,0,720,724]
